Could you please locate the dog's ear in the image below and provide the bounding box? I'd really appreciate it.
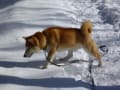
[22,36,27,40]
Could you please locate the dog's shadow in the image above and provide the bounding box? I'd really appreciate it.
[0,60,45,68]
[0,58,69,68]
[0,59,100,69]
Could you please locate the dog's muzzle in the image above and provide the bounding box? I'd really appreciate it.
[24,52,33,57]
[24,53,33,57]
[24,49,33,58]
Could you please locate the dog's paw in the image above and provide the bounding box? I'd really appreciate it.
[59,58,69,62]
[97,63,102,67]
[40,66,47,69]
[59,58,65,61]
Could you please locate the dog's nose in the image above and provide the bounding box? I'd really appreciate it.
[24,54,27,57]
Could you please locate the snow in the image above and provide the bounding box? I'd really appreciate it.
[0,0,120,90]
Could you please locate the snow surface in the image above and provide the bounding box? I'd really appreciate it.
[0,0,120,90]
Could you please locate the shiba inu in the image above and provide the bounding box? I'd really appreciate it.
[23,20,101,68]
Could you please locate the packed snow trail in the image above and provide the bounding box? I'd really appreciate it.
[0,0,120,90]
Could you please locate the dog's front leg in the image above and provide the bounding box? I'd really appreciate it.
[42,47,56,69]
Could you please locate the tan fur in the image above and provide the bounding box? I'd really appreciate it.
[23,20,101,68]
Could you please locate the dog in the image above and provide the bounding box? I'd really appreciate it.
[23,20,101,69]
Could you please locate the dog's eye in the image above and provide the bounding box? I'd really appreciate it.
[26,42,34,47]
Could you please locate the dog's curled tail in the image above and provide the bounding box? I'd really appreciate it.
[80,20,93,37]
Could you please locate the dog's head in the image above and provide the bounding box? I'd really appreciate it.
[23,32,46,58]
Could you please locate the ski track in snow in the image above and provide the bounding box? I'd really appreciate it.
[0,0,120,90]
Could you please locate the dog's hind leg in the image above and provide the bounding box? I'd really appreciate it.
[60,50,73,61]
[83,39,102,67]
